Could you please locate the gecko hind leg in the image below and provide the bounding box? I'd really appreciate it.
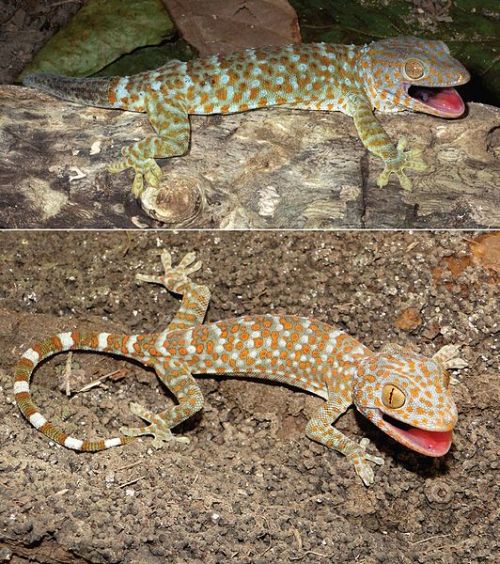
[120,402,191,448]
[108,103,190,197]
[120,359,204,449]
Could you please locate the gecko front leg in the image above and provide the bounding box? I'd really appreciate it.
[348,94,427,190]
[137,249,210,332]
[306,388,384,486]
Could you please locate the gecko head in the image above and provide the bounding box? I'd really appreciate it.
[361,36,470,118]
[352,344,458,457]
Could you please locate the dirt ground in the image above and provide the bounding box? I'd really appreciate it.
[0,231,498,563]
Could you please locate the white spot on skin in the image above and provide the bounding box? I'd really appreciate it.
[58,332,74,348]
[65,437,84,449]
[98,333,111,350]
[14,381,30,394]
[104,437,122,448]
[115,78,129,101]
[127,336,138,354]
[22,348,39,364]
[29,412,47,429]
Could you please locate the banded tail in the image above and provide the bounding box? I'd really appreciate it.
[22,73,123,109]
[14,331,136,451]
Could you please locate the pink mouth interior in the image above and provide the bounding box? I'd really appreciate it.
[408,85,465,117]
[395,425,452,456]
[383,414,453,456]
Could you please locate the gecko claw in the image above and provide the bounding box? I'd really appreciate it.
[120,402,190,447]
[348,438,384,486]
[136,250,202,293]
[108,157,162,197]
[377,137,427,191]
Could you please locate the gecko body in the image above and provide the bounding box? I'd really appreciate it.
[14,251,460,485]
[23,37,469,196]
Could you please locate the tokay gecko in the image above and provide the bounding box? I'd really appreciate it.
[23,36,469,196]
[14,250,463,485]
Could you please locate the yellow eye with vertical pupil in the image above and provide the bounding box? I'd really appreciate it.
[382,384,406,409]
[404,59,425,80]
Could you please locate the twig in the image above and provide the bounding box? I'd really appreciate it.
[292,528,302,551]
[116,461,142,472]
[76,369,123,393]
[410,533,451,546]
[64,352,73,397]
[118,476,145,489]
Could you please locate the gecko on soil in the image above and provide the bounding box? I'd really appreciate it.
[23,36,469,196]
[14,250,463,486]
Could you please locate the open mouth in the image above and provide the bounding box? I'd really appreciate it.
[407,84,465,117]
[381,413,453,457]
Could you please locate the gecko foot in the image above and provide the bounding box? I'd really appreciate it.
[377,137,427,191]
[348,438,384,486]
[108,157,162,197]
[119,402,190,448]
[136,250,202,293]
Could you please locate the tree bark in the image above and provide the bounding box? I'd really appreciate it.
[1,85,498,228]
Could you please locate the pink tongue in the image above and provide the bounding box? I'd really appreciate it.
[428,87,464,114]
[405,427,453,456]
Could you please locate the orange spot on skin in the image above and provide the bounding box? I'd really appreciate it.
[216,88,227,101]
[17,358,33,370]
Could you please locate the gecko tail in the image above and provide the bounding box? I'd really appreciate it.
[14,331,136,451]
[22,73,121,109]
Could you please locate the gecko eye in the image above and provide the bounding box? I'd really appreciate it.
[443,370,450,388]
[404,59,425,80]
[382,384,406,409]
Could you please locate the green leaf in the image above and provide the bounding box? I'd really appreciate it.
[19,0,173,80]
[95,40,196,77]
